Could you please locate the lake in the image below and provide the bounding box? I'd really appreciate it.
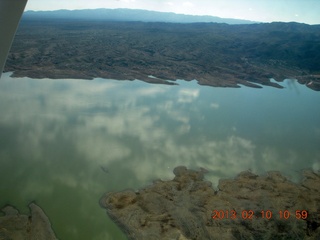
[0,72,319,239]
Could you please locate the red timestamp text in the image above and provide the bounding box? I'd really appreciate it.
[211,210,308,220]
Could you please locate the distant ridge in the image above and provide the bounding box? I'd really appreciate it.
[23,8,257,24]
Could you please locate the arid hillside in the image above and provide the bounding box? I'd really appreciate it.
[5,19,320,90]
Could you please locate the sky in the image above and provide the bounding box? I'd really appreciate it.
[24,0,320,24]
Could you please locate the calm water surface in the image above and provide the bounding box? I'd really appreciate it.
[0,72,319,239]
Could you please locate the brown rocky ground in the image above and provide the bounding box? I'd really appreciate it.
[0,203,57,240]
[5,20,320,91]
[100,166,320,240]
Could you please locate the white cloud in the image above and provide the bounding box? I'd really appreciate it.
[210,102,220,109]
[135,86,167,96]
[312,161,320,171]
[183,1,194,7]
[178,88,199,103]
[116,0,136,3]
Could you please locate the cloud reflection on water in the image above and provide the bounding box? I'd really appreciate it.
[0,73,319,239]
[1,73,319,187]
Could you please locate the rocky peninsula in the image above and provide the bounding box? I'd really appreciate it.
[5,18,320,91]
[100,166,320,240]
[0,203,57,240]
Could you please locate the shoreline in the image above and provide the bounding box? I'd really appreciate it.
[5,70,320,91]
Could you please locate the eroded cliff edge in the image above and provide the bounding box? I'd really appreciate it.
[100,166,320,240]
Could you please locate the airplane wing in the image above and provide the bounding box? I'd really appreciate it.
[0,0,28,78]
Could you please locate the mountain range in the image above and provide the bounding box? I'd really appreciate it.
[23,8,257,24]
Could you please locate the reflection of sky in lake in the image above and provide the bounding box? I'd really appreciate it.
[0,72,319,239]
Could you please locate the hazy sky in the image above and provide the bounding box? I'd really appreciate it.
[25,0,320,24]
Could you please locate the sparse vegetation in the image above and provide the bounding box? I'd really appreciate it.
[5,19,320,90]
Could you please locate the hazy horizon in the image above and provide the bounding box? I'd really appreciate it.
[24,0,320,25]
